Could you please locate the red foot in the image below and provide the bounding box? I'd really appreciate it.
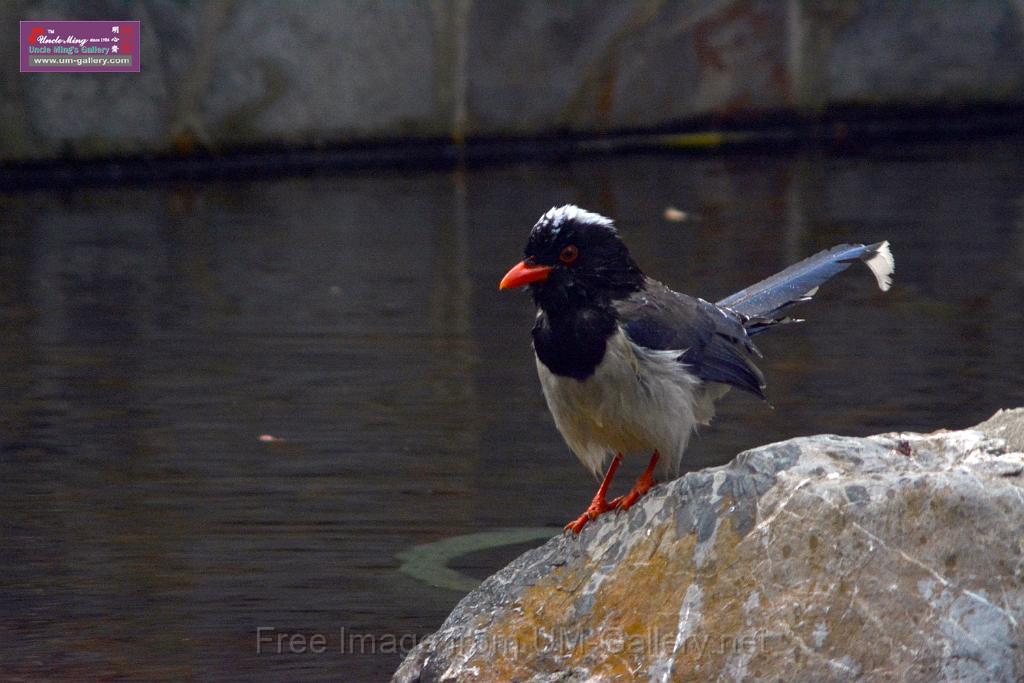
[618,451,660,511]
[565,454,623,534]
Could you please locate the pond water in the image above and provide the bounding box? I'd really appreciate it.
[2,137,1023,680]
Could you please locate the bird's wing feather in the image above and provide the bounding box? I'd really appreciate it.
[616,280,766,399]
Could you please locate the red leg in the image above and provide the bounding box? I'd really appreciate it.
[565,454,623,534]
[618,450,660,512]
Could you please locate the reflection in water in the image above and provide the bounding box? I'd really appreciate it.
[397,527,559,593]
[2,138,1024,679]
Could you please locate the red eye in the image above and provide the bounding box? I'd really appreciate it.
[559,245,578,265]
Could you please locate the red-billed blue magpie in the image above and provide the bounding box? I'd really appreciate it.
[499,205,894,533]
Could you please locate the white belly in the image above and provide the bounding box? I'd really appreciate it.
[535,328,723,480]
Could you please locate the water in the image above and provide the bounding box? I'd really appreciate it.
[2,137,1023,680]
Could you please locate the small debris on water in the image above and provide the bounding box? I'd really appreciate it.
[663,207,689,222]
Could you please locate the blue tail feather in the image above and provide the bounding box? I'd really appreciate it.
[717,241,894,335]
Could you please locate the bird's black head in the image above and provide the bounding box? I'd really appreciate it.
[499,205,644,314]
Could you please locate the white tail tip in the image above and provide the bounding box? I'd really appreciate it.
[864,240,895,292]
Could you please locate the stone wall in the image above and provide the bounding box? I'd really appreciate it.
[4,0,1024,161]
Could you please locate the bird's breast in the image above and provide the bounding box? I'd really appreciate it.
[535,328,704,475]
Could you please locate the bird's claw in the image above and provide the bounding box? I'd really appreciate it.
[565,453,624,535]
[564,496,621,534]
[565,452,660,532]
[617,472,654,512]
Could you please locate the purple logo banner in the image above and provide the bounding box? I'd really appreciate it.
[20,20,140,73]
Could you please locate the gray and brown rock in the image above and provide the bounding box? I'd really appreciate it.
[396,410,1024,682]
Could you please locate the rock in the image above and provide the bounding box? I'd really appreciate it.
[395,411,1024,682]
[977,408,1024,454]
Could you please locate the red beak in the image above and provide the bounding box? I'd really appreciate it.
[499,260,553,290]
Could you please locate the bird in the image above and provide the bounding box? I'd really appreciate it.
[499,205,894,534]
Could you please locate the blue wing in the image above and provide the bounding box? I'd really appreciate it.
[616,282,767,399]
